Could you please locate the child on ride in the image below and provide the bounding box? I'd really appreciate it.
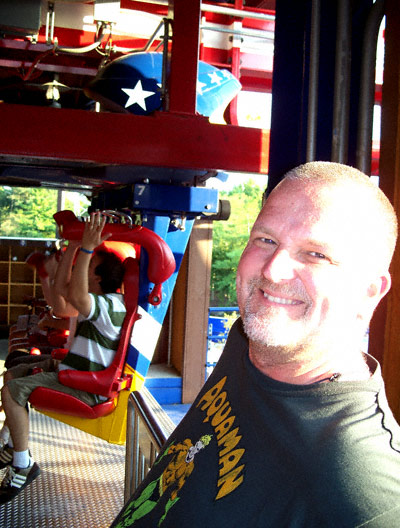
[0,212,126,503]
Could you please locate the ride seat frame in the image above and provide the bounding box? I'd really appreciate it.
[29,257,140,419]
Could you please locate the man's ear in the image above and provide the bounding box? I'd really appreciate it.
[367,272,391,303]
[361,273,391,323]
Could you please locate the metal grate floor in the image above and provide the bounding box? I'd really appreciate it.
[0,410,125,528]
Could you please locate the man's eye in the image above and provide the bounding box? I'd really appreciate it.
[258,237,276,245]
[308,251,327,260]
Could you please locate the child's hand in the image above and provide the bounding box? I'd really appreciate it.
[81,212,111,251]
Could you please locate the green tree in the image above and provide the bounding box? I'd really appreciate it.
[0,186,90,238]
[63,191,90,218]
[0,187,58,237]
[210,180,265,307]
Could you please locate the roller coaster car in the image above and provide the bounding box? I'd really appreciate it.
[28,210,176,444]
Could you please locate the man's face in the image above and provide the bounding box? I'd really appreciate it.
[236,180,386,359]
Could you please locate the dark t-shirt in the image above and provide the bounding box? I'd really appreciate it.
[111,319,400,527]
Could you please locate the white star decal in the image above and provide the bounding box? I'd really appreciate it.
[122,80,155,111]
[197,80,207,95]
[208,71,222,85]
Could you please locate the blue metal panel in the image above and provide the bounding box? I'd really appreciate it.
[144,377,182,389]
[145,386,183,405]
[98,181,215,386]
[209,307,239,313]
[133,184,218,214]
[125,213,195,373]
[208,316,229,341]
[138,215,194,322]
[128,346,152,379]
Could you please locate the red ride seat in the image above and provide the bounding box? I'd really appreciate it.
[29,256,140,419]
[27,212,175,443]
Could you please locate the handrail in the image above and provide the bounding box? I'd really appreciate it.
[124,389,175,502]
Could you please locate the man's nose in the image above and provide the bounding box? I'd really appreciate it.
[261,248,297,283]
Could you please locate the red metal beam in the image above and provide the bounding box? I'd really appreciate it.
[121,0,168,16]
[0,103,269,174]
[167,0,201,114]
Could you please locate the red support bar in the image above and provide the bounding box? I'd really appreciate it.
[0,104,269,174]
[167,0,201,115]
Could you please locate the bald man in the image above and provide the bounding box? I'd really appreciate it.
[113,162,400,528]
